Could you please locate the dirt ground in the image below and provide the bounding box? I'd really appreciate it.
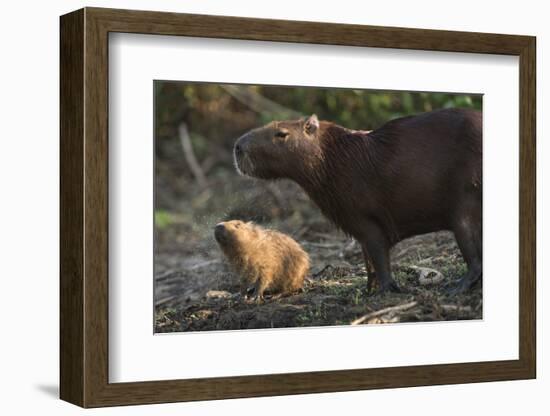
[154,174,482,333]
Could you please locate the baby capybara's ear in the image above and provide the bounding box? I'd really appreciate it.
[304,114,319,135]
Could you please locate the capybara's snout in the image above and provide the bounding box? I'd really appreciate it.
[214,222,227,243]
[233,134,249,161]
[234,133,251,154]
[234,133,257,176]
[234,141,244,160]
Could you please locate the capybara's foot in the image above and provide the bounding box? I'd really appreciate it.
[374,279,402,295]
[250,295,264,304]
[240,286,254,298]
[447,268,482,296]
[366,277,378,293]
[446,280,469,296]
[447,276,480,296]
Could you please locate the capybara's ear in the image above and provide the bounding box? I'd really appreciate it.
[304,114,319,135]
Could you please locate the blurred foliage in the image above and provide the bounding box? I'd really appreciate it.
[154,81,481,211]
[154,210,173,229]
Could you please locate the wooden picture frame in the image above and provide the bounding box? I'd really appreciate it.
[60,7,536,408]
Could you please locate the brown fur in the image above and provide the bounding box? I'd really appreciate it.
[214,220,309,300]
[234,109,482,294]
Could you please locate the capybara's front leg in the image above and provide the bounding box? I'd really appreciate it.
[361,223,401,294]
[251,278,269,304]
[361,244,378,292]
[240,277,256,299]
[239,282,249,297]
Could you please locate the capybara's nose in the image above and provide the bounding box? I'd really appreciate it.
[234,134,251,156]
[214,223,226,241]
[234,143,243,158]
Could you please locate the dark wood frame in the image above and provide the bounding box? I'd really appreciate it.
[60,7,536,408]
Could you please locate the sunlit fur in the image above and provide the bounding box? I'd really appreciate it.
[214,220,309,299]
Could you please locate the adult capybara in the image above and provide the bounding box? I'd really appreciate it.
[214,220,310,301]
[233,108,482,294]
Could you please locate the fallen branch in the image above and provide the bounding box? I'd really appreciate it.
[416,255,447,265]
[221,84,302,118]
[312,264,335,278]
[340,239,360,259]
[155,295,177,307]
[302,241,342,249]
[189,259,221,271]
[293,225,311,240]
[155,273,179,282]
[179,122,207,187]
[308,231,346,241]
[439,304,473,314]
[351,301,418,325]
[392,244,423,260]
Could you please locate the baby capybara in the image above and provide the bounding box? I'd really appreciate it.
[214,220,309,301]
[233,109,482,294]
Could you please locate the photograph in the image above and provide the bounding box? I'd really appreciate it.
[153,82,483,333]
[52,4,538,409]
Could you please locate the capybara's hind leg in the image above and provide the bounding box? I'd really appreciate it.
[449,215,482,295]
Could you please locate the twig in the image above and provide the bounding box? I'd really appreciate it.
[309,231,346,241]
[155,295,177,307]
[417,255,447,265]
[439,304,473,314]
[189,259,221,271]
[221,85,302,118]
[351,301,418,325]
[312,264,334,278]
[392,243,425,260]
[293,225,310,240]
[179,122,207,187]
[340,239,360,258]
[155,270,184,282]
[302,241,342,249]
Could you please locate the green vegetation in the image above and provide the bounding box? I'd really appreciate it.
[154,210,173,229]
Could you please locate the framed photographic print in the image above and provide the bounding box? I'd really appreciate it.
[60,7,536,408]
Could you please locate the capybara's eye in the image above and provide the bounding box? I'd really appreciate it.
[275,130,289,139]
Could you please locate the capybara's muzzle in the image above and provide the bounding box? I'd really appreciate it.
[233,133,254,175]
[214,223,227,243]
